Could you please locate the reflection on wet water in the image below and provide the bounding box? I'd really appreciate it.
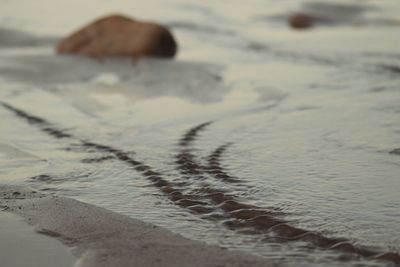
[1,0,400,266]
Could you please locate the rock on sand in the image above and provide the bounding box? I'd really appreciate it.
[57,14,177,59]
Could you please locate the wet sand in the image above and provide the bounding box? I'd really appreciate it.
[0,211,75,267]
[1,1,399,266]
[0,185,278,267]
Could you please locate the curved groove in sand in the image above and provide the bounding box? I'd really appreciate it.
[2,102,399,265]
[174,121,400,264]
[206,143,241,184]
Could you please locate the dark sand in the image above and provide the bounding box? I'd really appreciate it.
[0,185,278,267]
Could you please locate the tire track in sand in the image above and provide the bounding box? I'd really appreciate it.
[174,121,400,265]
[2,102,399,265]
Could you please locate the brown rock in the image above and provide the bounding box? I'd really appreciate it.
[57,14,177,58]
[289,13,314,29]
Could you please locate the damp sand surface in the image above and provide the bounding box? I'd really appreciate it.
[0,211,75,267]
[0,0,400,267]
[0,185,276,267]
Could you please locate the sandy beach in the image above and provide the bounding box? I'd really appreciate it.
[1,0,399,266]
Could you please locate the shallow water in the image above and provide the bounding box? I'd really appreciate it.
[0,212,75,267]
[0,0,399,266]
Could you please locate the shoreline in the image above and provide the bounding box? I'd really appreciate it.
[0,185,277,267]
